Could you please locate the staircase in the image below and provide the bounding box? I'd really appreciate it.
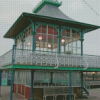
[83,80,90,96]
[83,86,89,95]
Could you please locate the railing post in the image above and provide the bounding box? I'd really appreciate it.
[0,70,2,97]
[12,45,15,64]
[30,70,34,100]
[10,68,14,100]
[69,70,72,100]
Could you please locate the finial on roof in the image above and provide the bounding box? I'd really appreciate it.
[33,0,62,13]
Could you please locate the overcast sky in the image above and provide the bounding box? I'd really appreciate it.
[0,0,100,56]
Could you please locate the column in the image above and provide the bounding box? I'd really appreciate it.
[0,70,2,97]
[58,25,61,53]
[81,71,83,99]
[51,72,53,85]
[81,30,84,99]
[32,22,36,65]
[30,70,34,100]
[10,69,14,100]
[69,70,72,100]
[12,45,15,64]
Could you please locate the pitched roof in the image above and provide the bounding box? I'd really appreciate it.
[36,4,74,21]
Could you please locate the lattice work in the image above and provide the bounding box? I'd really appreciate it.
[13,49,100,68]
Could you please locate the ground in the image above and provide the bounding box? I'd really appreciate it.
[0,86,100,100]
[0,86,27,100]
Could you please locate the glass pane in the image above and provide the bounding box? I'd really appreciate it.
[77,40,81,48]
[77,48,81,54]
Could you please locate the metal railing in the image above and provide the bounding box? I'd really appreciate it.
[14,49,85,68]
[0,49,100,68]
[0,50,12,67]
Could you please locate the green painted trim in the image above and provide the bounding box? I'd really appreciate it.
[33,0,62,13]
[58,36,62,39]
[61,26,81,35]
[10,68,14,74]
[2,65,13,69]
[13,65,55,69]
[2,64,100,71]
[36,22,59,32]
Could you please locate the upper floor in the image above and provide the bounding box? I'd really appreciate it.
[16,23,81,54]
[0,0,100,70]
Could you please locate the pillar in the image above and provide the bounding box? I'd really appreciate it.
[69,70,72,100]
[51,72,53,85]
[0,70,2,97]
[58,25,61,53]
[81,30,84,99]
[12,45,15,64]
[10,69,14,100]
[81,71,83,99]
[30,70,34,100]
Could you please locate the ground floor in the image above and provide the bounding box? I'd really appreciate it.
[0,86,100,100]
[1,66,100,100]
[13,70,82,100]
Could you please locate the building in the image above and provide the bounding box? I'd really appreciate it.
[0,0,100,100]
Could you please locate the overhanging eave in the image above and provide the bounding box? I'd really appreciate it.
[4,12,100,38]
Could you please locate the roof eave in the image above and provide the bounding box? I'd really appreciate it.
[4,12,100,38]
[24,12,100,29]
[3,13,23,38]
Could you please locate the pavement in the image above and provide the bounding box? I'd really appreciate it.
[0,86,100,100]
[0,86,27,100]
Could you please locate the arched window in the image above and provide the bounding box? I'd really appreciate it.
[35,25,58,52]
[61,29,81,54]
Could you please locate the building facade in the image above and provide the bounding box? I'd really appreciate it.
[0,0,100,100]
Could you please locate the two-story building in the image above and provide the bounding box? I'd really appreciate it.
[0,0,100,100]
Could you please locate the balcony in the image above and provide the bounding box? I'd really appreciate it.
[0,49,100,69]
[0,50,12,68]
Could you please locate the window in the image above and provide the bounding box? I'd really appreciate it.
[61,29,81,54]
[35,25,58,52]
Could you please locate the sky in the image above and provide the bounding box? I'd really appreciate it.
[0,0,100,56]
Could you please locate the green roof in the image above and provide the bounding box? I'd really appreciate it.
[33,0,62,13]
[4,12,100,38]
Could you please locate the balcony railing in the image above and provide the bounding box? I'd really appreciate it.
[0,49,100,68]
[0,50,12,68]
[14,49,85,68]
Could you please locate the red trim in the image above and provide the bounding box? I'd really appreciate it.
[18,84,22,94]
[13,84,17,93]
[25,86,31,99]
[22,85,25,96]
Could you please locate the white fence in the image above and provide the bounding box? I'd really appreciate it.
[0,49,100,68]
[0,50,12,67]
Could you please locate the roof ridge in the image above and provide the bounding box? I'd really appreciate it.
[33,0,62,13]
